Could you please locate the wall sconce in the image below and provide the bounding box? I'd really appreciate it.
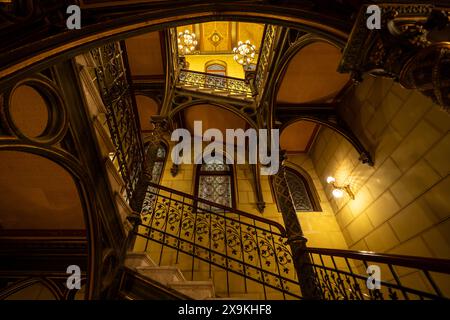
[326,176,355,200]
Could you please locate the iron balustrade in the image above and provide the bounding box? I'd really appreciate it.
[305,247,450,300]
[132,182,450,300]
[134,182,301,299]
[90,42,145,203]
[178,69,253,100]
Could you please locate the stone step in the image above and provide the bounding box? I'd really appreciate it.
[135,266,186,285]
[125,252,157,269]
[168,280,215,300]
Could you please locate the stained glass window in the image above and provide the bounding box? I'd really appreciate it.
[141,143,167,213]
[205,62,227,88]
[273,168,320,212]
[196,158,234,211]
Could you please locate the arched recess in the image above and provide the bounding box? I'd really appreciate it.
[0,4,351,83]
[170,99,258,132]
[0,146,101,300]
[275,39,350,104]
[280,117,373,165]
[270,163,321,213]
[0,278,62,300]
[269,36,373,165]
[135,95,160,131]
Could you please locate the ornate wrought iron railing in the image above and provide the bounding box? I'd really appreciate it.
[178,69,253,100]
[132,183,450,300]
[134,182,301,299]
[254,24,278,104]
[90,42,145,203]
[305,247,450,300]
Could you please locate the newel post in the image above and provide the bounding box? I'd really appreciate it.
[125,212,142,252]
[271,151,322,299]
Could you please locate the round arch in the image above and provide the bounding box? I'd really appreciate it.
[170,99,258,130]
[0,3,351,83]
[0,144,102,300]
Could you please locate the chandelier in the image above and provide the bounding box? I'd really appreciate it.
[233,40,256,66]
[177,30,198,55]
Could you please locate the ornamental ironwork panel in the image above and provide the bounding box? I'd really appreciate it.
[178,70,253,99]
[90,42,145,202]
[141,144,167,214]
[305,248,450,300]
[135,182,301,299]
[285,169,314,212]
[254,24,278,102]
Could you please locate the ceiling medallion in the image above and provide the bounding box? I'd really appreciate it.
[208,31,223,47]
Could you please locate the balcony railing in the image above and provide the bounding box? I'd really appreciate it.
[132,182,450,300]
[306,247,450,300]
[177,69,253,100]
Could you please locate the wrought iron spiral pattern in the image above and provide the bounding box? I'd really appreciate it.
[178,70,253,99]
[307,251,449,300]
[90,42,145,202]
[254,25,277,97]
[138,188,302,298]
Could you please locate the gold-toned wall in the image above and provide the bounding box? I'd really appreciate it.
[140,140,348,250]
[311,75,450,259]
[184,54,259,79]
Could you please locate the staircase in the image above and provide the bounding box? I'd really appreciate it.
[121,182,450,300]
[125,252,215,299]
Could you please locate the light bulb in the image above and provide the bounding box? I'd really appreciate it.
[332,189,344,198]
[326,176,336,184]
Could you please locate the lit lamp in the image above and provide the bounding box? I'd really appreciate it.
[177,30,198,55]
[326,176,355,200]
[233,40,256,66]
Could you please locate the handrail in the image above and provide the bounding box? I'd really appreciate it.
[147,181,286,235]
[179,69,248,82]
[306,247,450,274]
[304,247,450,300]
[136,182,299,299]
[177,69,253,98]
[134,182,450,300]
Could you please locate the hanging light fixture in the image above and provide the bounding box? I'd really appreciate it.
[233,40,256,66]
[177,29,198,55]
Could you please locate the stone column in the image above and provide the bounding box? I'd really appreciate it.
[271,151,321,299]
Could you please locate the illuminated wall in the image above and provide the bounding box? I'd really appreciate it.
[311,76,450,259]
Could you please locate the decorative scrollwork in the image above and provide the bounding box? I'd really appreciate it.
[90,42,145,202]
[178,70,253,100]
[139,186,301,298]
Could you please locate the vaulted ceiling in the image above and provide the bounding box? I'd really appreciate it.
[121,23,351,155]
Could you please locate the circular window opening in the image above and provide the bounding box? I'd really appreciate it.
[9,85,50,138]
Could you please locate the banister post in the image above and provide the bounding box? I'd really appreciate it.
[271,151,321,299]
[125,212,142,252]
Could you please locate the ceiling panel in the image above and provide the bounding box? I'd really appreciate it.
[125,31,164,77]
[280,120,319,153]
[183,104,247,144]
[276,41,350,104]
[0,151,85,230]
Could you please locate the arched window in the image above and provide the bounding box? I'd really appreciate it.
[148,143,167,184]
[273,167,321,212]
[195,158,235,211]
[205,61,227,89]
[141,143,167,213]
[205,62,227,76]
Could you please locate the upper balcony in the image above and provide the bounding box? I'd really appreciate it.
[172,23,280,105]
